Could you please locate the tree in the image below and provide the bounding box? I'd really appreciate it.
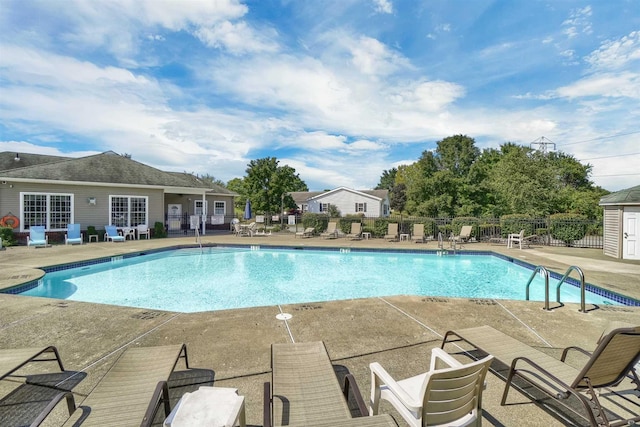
[389,183,407,212]
[199,174,226,188]
[435,135,479,177]
[226,177,247,211]
[376,168,397,190]
[243,157,308,213]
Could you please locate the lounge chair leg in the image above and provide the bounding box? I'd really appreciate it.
[584,379,610,427]
[263,382,272,427]
[500,363,517,405]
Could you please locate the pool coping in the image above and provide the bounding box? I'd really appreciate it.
[3,243,639,307]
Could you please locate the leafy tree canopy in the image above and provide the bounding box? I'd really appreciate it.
[242,157,308,213]
[377,135,607,219]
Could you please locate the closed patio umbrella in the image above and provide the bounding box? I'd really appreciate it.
[244,199,252,220]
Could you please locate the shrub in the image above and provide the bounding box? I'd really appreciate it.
[499,214,533,237]
[154,221,167,238]
[549,213,588,246]
[301,213,330,232]
[338,216,362,234]
[0,226,16,246]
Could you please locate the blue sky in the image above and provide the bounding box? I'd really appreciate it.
[1,0,639,192]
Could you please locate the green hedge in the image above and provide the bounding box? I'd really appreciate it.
[499,214,533,236]
[549,213,588,246]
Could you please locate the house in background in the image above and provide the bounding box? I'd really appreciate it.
[289,187,390,217]
[599,185,640,260]
[0,151,236,241]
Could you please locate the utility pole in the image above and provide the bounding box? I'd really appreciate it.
[530,136,556,154]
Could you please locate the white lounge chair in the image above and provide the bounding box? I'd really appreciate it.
[321,221,338,239]
[27,226,48,247]
[411,223,426,243]
[370,348,494,427]
[104,225,125,242]
[384,223,399,241]
[65,224,83,245]
[451,225,472,243]
[347,222,362,240]
[295,227,315,238]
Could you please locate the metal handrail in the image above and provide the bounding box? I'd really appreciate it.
[195,227,203,251]
[525,266,550,310]
[438,232,444,249]
[556,266,586,312]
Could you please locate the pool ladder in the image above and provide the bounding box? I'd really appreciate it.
[525,265,586,312]
[195,227,203,252]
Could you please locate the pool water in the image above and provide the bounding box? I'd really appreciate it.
[22,247,620,312]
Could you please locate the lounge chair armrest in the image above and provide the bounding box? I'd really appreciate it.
[343,373,368,417]
[263,381,272,427]
[30,391,76,427]
[429,347,463,371]
[141,380,170,427]
[510,356,572,398]
[560,346,591,362]
[370,363,423,412]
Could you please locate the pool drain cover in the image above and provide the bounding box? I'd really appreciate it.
[276,313,292,320]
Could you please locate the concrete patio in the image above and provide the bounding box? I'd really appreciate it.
[1,232,639,426]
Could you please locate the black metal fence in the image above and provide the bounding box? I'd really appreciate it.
[281,213,603,249]
[165,211,603,248]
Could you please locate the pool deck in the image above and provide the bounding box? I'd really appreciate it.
[1,232,639,426]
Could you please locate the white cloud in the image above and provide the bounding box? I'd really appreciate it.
[555,72,640,99]
[562,6,592,39]
[585,31,640,71]
[372,0,393,14]
[194,20,279,54]
[349,36,409,76]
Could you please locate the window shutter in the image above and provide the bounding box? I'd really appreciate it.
[364,203,367,212]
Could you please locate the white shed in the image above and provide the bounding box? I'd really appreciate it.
[599,185,640,260]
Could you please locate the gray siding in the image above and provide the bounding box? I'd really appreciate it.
[1,182,165,231]
[603,206,621,259]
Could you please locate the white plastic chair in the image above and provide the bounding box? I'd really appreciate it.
[104,225,125,242]
[507,229,525,249]
[137,224,150,240]
[65,224,83,245]
[370,348,493,427]
[27,226,48,247]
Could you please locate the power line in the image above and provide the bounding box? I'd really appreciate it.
[591,172,640,177]
[558,130,640,147]
[579,152,640,161]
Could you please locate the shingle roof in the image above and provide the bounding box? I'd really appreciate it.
[289,188,389,203]
[0,152,71,171]
[599,185,640,205]
[0,151,235,194]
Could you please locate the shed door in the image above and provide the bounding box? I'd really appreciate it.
[623,207,640,260]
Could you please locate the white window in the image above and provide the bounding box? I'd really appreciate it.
[110,195,148,227]
[320,203,329,212]
[195,200,208,215]
[21,192,73,230]
[213,201,225,216]
[302,204,308,213]
[355,202,367,213]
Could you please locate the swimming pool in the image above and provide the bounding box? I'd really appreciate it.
[15,246,628,312]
